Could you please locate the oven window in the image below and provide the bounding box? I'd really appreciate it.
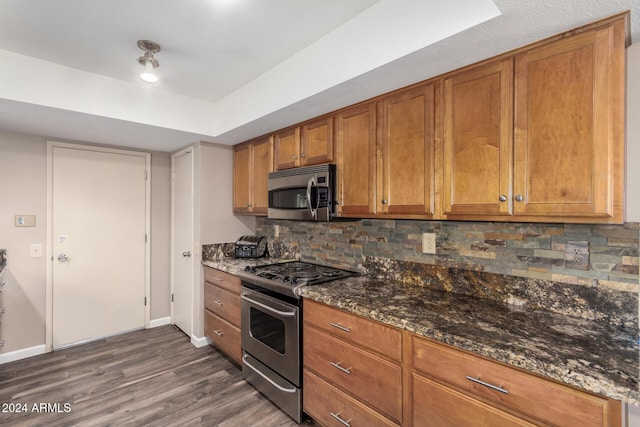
[249,307,285,354]
[269,188,308,210]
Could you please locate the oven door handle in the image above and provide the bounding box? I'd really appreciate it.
[241,293,297,317]
[306,176,317,219]
[242,354,297,394]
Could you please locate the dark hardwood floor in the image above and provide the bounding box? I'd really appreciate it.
[0,326,319,426]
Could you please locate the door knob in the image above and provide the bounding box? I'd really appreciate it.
[57,254,68,262]
[182,251,191,258]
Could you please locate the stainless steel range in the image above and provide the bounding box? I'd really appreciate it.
[236,261,356,423]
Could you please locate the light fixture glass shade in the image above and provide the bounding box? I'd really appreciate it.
[140,61,158,83]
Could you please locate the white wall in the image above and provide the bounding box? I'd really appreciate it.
[0,132,172,356]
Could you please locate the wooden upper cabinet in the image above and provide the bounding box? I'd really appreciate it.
[335,103,377,216]
[301,116,334,166]
[378,83,436,217]
[233,136,273,215]
[233,143,252,213]
[443,59,513,217]
[274,118,334,170]
[274,127,300,170]
[513,19,625,222]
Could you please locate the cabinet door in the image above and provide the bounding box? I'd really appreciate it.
[514,21,624,220]
[379,84,435,216]
[301,116,334,166]
[233,143,252,213]
[336,103,377,216]
[251,136,273,214]
[443,59,513,217]
[274,127,301,170]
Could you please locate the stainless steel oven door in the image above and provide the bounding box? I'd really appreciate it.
[240,287,300,386]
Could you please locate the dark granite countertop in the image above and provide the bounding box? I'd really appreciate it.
[201,257,639,404]
[299,276,640,405]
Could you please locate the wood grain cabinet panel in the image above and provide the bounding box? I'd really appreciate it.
[412,373,535,427]
[204,283,240,326]
[378,83,436,217]
[413,336,618,427]
[443,59,513,217]
[274,127,301,170]
[303,299,401,362]
[233,136,273,215]
[513,20,625,221]
[304,369,399,427]
[304,325,403,423]
[335,103,377,216]
[301,116,334,166]
[204,310,241,364]
[203,267,242,365]
[203,267,241,294]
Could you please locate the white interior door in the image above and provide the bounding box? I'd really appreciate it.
[172,148,194,336]
[50,144,149,349]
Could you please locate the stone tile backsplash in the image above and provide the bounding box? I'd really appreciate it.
[255,218,639,327]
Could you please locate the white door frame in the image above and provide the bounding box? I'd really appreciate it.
[45,141,151,352]
[170,146,195,336]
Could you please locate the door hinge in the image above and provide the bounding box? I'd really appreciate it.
[144,297,147,306]
[145,234,148,243]
[144,170,148,180]
[171,293,174,303]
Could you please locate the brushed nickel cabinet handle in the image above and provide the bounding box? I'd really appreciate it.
[211,277,224,282]
[330,361,351,375]
[466,376,509,394]
[515,195,523,202]
[330,322,351,333]
[301,153,306,158]
[381,199,388,205]
[292,155,297,160]
[213,300,223,306]
[499,195,507,202]
[213,329,224,336]
[330,412,351,427]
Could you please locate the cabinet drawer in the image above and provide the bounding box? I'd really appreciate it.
[203,267,241,294]
[304,325,402,423]
[304,369,399,427]
[413,373,534,427]
[204,310,241,364]
[204,282,241,326]
[413,336,612,427]
[304,299,402,362]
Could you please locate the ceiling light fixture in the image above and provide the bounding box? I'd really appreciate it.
[137,40,161,83]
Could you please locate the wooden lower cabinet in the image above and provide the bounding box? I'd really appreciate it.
[304,369,399,427]
[303,300,404,426]
[303,300,621,427]
[203,267,242,364]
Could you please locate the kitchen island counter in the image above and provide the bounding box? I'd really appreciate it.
[299,275,640,406]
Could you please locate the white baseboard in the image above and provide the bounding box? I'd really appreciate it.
[149,316,171,328]
[191,335,211,348]
[0,344,47,364]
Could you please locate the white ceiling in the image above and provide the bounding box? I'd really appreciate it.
[0,0,638,152]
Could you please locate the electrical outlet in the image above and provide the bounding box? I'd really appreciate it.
[422,233,436,254]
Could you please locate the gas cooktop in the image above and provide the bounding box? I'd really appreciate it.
[237,261,357,298]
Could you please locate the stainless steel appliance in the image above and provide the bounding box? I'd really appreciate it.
[237,261,356,423]
[234,235,268,258]
[267,164,336,221]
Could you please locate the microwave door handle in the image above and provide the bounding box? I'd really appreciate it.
[306,176,317,218]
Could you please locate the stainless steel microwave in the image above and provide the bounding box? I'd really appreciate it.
[267,164,336,221]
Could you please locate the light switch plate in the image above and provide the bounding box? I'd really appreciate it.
[15,215,36,227]
[30,243,43,258]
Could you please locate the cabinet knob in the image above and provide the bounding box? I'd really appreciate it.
[300,153,306,158]
[246,203,252,207]
[499,195,507,202]
[515,195,523,202]
[292,155,297,160]
[381,199,388,205]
